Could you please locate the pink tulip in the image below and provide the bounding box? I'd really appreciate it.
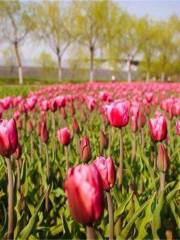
[57,127,71,145]
[64,164,104,224]
[93,156,116,191]
[0,119,18,157]
[106,100,129,128]
[148,116,167,142]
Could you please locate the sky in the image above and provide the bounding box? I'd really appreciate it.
[0,0,180,66]
[118,0,180,20]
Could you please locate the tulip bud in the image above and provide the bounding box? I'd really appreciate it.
[57,127,71,145]
[40,121,49,143]
[13,143,22,160]
[27,120,33,133]
[0,119,18,157]
[157,143,169,172]
[36,121,41,136]
[80,136,92,162]
[99,129,108,153]
[93,156,116,191]
[72,118,80,134]
[148,116,167,142]
[64,164,104,225]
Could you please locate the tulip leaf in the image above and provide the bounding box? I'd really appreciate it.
[120,193,156,239]
[151,191,164,239]
[170,200,180,229]
[167,181,180,203]
[18,186,49,240]
[0,201,7,238]
[114,192,133,219]
[136,192,156,239]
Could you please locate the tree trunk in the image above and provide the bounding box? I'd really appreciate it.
[89,46,94,82]
[127,59,132,83]
[161,72,165,82]
[146,72,150,82]
[56,47,63,81]
[14,41,23,85]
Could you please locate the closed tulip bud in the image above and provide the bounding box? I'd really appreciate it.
[40,121,49,143]
[80,136,92,162]
[106,100,129,128]
[93,156,116,191]
[157,143,169,172]
[148,116,167,142]
[176,121,180,135]
[36,121,41,136]
[0,119,18,157]
[72,118,80,134]
[13,144,22,160]
[64,164,104,225]
[57,127,71,145]
[99,129,108,153]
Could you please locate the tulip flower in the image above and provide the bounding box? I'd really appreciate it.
[0,119,18,157]
[64,164,104,239]
[148,116,167,142]
[57,127,71,146]
[57,127,71,172]
[80,136,92,162]
[93,156,115,191]
[93,156,115,239]
[106,100,129,128]
[0,118,18,239]
[106,100,129,189]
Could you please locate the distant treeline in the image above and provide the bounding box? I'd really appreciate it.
[0,1,180,84]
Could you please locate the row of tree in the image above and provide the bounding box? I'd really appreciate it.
[0,0,180,84]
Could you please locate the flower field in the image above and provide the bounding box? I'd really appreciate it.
[0,82,179,240]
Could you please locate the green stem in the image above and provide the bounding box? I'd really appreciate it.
[131,132,136,162]
[45,144,50,212]
[16,160,20,191]
[86,224,96,240]
[160,171,165,192]
[118,128,123,190]
[5,157,14,239]
[65,146,69,173]
[106,191,114,240]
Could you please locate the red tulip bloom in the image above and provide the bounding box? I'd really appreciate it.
[57,127,71,145]
[106,100,129,128]
[93,156,116,191]
[148,116,167,142]
[0,119,18,157]
[64,164,104,225]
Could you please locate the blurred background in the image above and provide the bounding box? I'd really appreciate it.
[0,0,180,84]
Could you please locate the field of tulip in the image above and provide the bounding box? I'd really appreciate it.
[0,82,179,240]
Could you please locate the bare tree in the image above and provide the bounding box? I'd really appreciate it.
[0,0,34,84]
[32,1,72,81]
